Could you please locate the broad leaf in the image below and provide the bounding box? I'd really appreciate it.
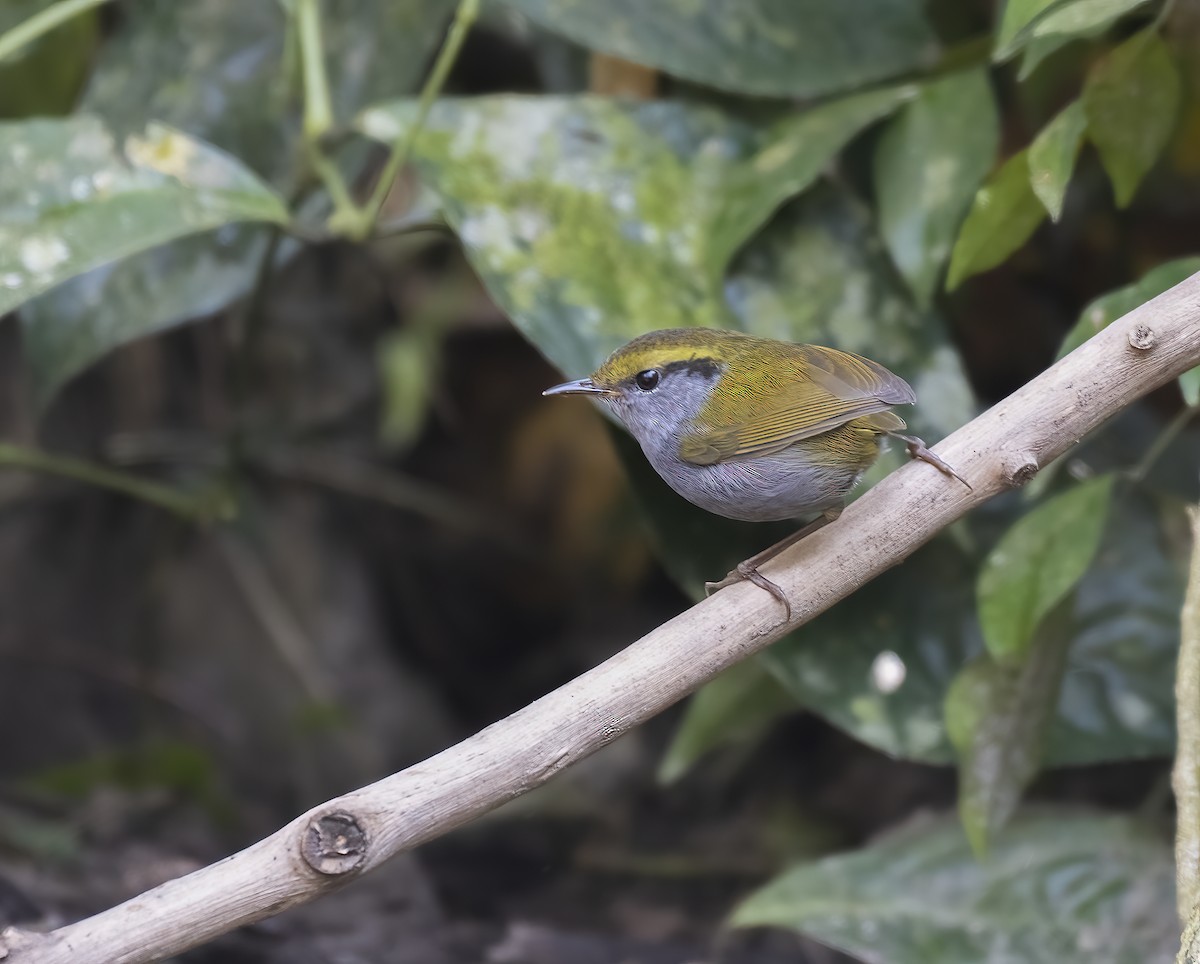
[731,812,1177,964]
[359,95,911,381]
[1031,0,1152,37]
[500,0,939,98]
[945,610,1072,856]
[1028,100,1087,220]
[995,0,1062,59]
[946,149,1046,289]
[996,0,1150,60]
[21,227,276,407]
[706,85,914,281]
[1058,256,1200,359]
[1084,29,1182,208]
[658,658,794,784]
[1181,368,1200,407]
[724,188,973,442]
[761,489,1176,765]
[18,0,454,406]
[977,476,1113,663]
[0,119,287,318]
[75,0,454,179]
[874,69,999,305]
[360,96,744,378]
[1017,0,1152,78]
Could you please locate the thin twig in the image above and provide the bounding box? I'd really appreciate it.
[0,443,222,522]
[214,532,334,706]
[0,0,113,63]
[262,446,519,544]
[337,0,479,241]
[1129,402,1198,484]
[4,273,1200,964]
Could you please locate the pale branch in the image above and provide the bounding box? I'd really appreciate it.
[4,273,1200,964]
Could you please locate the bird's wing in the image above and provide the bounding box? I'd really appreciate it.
[678,346,914,466]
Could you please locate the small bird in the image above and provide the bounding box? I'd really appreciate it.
[543,327,968,618]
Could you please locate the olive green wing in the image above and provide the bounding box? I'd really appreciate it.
[678,346,913,466]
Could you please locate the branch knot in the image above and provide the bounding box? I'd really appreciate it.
[1128,324,1156,351]
[1003,456,1039,488]
[302,811,368,876]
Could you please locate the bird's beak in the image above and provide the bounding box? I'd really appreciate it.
[542,378,614,397]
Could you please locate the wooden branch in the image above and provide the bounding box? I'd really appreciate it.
[5,273,1200,964]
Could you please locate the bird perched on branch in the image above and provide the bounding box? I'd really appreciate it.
[544,327,968,618]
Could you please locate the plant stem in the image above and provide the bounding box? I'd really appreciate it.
[295,0,333,139]
[1129,402,1198,484]
[0,443,220,521]
[306,146,357,217]
[291,0,359,229]
[340,0,479,241]
[0,0,113,63]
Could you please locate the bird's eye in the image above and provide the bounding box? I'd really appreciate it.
[634,369,660,391]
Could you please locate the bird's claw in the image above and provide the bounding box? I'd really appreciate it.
[891,433,972,490]
[705,563,791,621]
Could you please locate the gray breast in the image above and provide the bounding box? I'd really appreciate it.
[645,440,866,522]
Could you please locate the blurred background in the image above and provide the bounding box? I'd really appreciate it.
[1,0,1198,961]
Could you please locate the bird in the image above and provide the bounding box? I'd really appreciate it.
[543,327,968,618]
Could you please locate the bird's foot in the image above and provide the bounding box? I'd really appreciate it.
[705,563,791,621]
[889,432,972,490]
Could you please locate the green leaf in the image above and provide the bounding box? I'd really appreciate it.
[707,85,914,281]
[1031,0,1152,37]
[659,658,795,784]
[762,489,1177,765]
[726,187,974,439]
[995,0,1150,60]
[78,0,454,179]
[0,118,287,318]
[995,0,1062,59]
[945,610,1072,857]
[1019,34,1077,79]
[759,536,979,764]
[1058,256,1200,359]
[359,95,912,381]
[17,0,453,407]
[1181,367,1200,407]
[21,227,280,408]
[1083,29,1182,208]
[1028,100,1087,221]
[945,149,1046,289]
[500,0,939,99]
[731,811,1177,964]
[977,476,1113,663]
[360,96,747,378]
[379,331,439,450]
[1016,0,1152,78]
[873,69,999,305]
